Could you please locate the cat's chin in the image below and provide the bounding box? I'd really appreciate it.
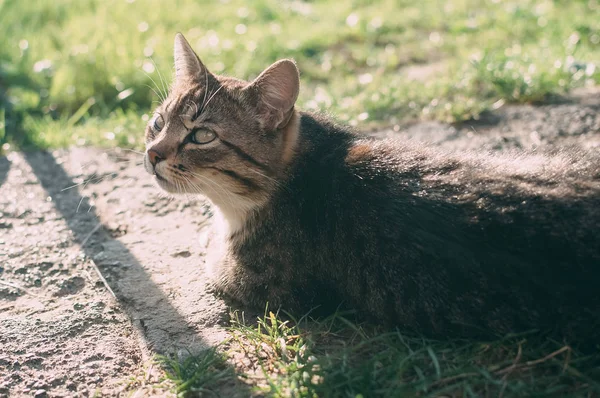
[154,174,184,194]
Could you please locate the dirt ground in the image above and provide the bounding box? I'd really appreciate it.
[1,88,599,397]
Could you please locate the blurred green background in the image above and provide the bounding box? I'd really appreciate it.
[0,0,598,151]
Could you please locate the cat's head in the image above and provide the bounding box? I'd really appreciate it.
[144,33,300,226]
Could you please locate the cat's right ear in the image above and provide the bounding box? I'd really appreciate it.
[247,59,300,131]
[174,33,206,84]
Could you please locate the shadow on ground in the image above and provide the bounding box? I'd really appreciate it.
[0,157,9,189]
[15,149,251,396]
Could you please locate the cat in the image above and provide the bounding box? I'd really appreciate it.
[144,33,600,345]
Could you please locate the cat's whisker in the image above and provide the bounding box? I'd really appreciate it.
[74,172,101,213]
[187,172,238,211]
[179,177,198,203]
[143,83,166,104]
[95,148,145,165]
[64,155,145,194]
[62,172,103,192]
[246,168,286,191]
[142,70,167,102]
[123,148,145,155]
[201,84,225,114]
[193,173,237,206]
[198,64,210,117]
[62,182,86,192]
[100,159,143,166]
[150,57,169,100]
[119,167,148,186]
[75,195,85,213]
[107,156,144,163]
[182,175,208,196]
[174,178,180,194]
[184,177,238,219]
[175,175,190,196]
[186,173,226,201]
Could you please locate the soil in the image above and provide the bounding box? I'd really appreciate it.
[1,88,599,397]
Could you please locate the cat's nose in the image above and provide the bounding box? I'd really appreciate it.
[147,149,164,167]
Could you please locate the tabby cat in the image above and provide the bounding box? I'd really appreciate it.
[144,34,600,345]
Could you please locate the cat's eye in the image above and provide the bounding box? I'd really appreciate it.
[191,129,216,144]
[152,114,165,132]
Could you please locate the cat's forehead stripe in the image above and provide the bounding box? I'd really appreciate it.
[168,90,202,117]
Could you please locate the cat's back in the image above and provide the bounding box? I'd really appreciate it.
[289,112,600,270]
[340,131,600,283]
[285,114,600,338]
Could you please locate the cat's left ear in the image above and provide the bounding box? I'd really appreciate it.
[174,33,207,84]
[247,59,300,131]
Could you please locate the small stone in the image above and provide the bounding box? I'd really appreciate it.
[171,250,191,258]
[107,223,127,237]
[33,389,47,397]
[17,210,31,219]
[53,276,86,297]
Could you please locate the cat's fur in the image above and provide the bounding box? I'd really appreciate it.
[145,34,600,344]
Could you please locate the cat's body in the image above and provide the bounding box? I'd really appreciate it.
[145,34,600,345]
[212,111,600,342]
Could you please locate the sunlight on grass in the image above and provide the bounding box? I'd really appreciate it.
[19,108,146,149]
[159,348,235,396]
[1,0,599,150]
[160,308,600,397]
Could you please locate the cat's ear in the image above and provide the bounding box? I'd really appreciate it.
[248,59,300,131]
[174,33,206,83]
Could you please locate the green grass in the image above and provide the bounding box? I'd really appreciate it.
[1,0,599,151]
[159,347,236,396]
[162,308,600,397]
